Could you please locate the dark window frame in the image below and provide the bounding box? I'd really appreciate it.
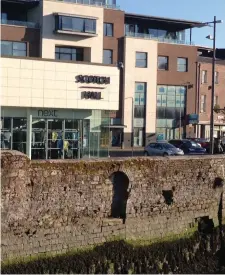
[103,49,113,64]
[55,46,84,61]
[135,52,147,68]
[1,40,27,57]
[56,15,97,34]
[177,57,188,72]
[158,56,169,70]
[104,22,113,37]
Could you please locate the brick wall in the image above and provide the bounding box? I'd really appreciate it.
[1,150,225,261]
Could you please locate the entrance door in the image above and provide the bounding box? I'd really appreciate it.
[47,120,63,159]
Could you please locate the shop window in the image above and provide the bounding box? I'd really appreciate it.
[103,49,113,64]
[12,118,27,154]
[136,52,147,68]
[104,23,113,36]
[55,46,84,61]
[177,57,188,72]
[158,56,168,70]
[1,41,27,57]
[1,118,12,149]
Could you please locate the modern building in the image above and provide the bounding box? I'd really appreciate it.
[1,0,225,156]
[196,48,225,139]
[119,13,202,147]
[1,0,121,159]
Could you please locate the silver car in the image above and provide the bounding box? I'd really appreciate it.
[144,142,184,157]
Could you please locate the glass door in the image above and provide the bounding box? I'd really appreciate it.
[31,119,46,159]
[47,119,63,159]
[64,120,81,159]
[12,118,27,154]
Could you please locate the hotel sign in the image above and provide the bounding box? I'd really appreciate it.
[76,75,110,84]
[81,91,101,100]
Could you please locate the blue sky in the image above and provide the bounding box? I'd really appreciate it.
[118,0,225,48]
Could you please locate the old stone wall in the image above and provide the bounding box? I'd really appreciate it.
[1,151,225,261]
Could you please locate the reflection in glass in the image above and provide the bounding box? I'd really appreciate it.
[13,118,27,154]
[32,119,46,159]
[1,118,11,149]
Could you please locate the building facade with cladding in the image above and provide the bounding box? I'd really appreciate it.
[1,0,225,154]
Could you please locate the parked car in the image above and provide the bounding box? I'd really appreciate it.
[188,138,210,153]
[144,142,184,157]
[169,139,206,155]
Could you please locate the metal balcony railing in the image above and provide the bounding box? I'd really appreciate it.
[56,0,120,10]
[1,19,39,28]
[125,32,195,46]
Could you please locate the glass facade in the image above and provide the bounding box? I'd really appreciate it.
[134,82,146,147]
[1,41,27,57]
[125,24,187,45]
[156,85,186,141]
[1,109,110,159]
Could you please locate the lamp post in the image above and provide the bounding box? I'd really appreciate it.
[125,97,134,157]
[198,17,223,154]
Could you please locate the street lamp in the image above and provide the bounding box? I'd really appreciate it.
[125,97,134,157]
[198,17,223,154]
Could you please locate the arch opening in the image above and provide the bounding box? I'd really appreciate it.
[110,171,130,220]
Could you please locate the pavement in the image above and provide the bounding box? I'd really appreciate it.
[109,147,144,157]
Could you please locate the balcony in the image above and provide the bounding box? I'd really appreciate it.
[1,19,39,28]
[125,31,195,46]
[55,0,120,10]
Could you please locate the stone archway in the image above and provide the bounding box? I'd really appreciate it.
[110,171,130,221]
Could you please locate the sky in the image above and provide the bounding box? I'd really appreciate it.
[117,0,225,48]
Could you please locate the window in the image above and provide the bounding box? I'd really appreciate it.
[214,96,218,106]
[201,70,207,83]
[215,71,219,84]
[55,46,84,61]
[134,83,146,118]
[103,49,113,64]
[136,52,147,68]
[201,95,206,113]
[177,57,187,72]
[158,56,168,70]
[104,23,113,36]
[1,41,27,57]
[56,15,96,34]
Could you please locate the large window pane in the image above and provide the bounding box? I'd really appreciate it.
[134,106,145,118]
[1,41,12,55]
[177,57,187,72]
[57,15,96,34]
[62,16,72,30]
[55,46,84,61]
[1,41,26,57]
[158,56,168,70]
[104,22,113,36]
[12,118,27,154]
[136,52,147,68]
[1,118,11,149]
[85,19,96,33]
[157,85,167,95]
[13,42,26,51]
[103,49,113,64]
